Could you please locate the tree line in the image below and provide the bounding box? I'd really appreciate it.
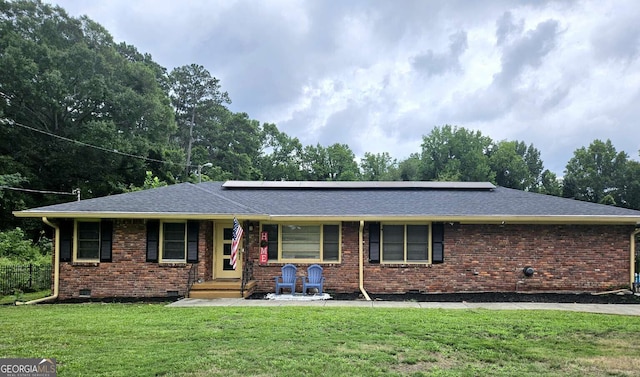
[1,0,639,240]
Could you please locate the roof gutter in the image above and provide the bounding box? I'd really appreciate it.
[13,211,271,221]
[13,211,640,225]
[359,220,371,301]
[263,215,640,224]
[17,217,59,305]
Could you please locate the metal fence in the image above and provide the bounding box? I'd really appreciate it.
[0,264,52,295]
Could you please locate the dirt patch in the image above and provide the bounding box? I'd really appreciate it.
[575,355,640,376]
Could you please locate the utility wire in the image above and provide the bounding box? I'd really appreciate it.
[0,186,75,196]
[0,118,198,168]
[0,186,81,200]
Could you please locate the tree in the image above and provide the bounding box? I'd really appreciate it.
[300,144,330,181]
[326,144,360,181]
[522,143,544,189]
[489,141,529,189]
[563,139,628,204]
[489,141,544,191]
[617,159,640,210]
[538,170,562,196]
[125,171,169,192]
[0,0,177,205]
[0,227,48,264]
[190,110,263,181]
[168,64,231,177]
[300,143,359,181]
[420,125,495,182]
[360,152,398,181]
[397,154,422,181]
[259,123,303,181]
[0,173,28,230]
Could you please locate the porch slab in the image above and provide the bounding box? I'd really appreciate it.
[264,293,331,301]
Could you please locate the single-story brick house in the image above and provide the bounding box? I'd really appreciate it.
[14,181,640,301]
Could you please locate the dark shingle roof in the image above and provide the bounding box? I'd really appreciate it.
[15,183,257,217]
[210,182,640,218]
[14,181,640,223]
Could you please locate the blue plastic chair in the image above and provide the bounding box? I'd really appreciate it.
[274,264,297,294]
[302,264,325,295]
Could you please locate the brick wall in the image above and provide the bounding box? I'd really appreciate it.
[249,221,361,293]
[56,219,211,299]
[250,222,634,294]
[55,220,634,298]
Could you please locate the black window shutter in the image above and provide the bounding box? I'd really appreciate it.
[59,220,73,262]
[432,222,444,264]
[100,220,113,262]
[369,222,380,263]
[146,220,159,262]
[187,221,199,263]
[263,224,278,260]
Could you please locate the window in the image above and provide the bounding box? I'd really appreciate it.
[71,220,113,262]
[146,220,198,263]
[76,221,100,260]
[282,225,320,259]
[381,224,429,263]
[261,223,341,263]
[323,225,340,261]
[162,222,186,261]
[407,225,429,261]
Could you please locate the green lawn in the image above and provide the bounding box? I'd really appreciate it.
[0,289,51,305]
[1,304,639,376]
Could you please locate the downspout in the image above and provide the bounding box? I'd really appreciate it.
[631,228,640,290]
[359,220,371,301]
[19,217,60,304]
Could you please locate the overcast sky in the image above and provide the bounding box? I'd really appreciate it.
[48,0,640,175]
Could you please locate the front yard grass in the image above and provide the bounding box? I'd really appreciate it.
[1,304,639,376]
[0,289,51,305]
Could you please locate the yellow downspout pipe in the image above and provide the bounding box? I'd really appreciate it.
[359,220,371,301]
[20,217,60,305]
[631,228,640,290]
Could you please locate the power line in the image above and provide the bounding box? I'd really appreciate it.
[0,186,75,196]
[0,186,81,200]
[1,118,197,168]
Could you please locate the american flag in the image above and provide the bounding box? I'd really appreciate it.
[230,217,244,270]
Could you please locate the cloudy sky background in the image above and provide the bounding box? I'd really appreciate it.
[48,0,640,175]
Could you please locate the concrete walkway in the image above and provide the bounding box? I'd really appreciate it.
[168,298,640,316]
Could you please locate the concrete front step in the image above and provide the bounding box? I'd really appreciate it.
[189,280,256,299]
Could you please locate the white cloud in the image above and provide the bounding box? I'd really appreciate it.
[49,0,640,175]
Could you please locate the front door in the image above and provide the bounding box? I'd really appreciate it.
[214,222,242,279]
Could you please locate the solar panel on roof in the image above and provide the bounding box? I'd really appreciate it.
[222,181,496,190]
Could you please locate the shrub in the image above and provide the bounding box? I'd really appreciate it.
[0,228,50,264]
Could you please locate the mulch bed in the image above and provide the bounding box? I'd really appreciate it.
[250,291,640,304]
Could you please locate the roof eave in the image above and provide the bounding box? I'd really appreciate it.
[13,211,269,221]
[14,211,640,225]
[261,214,640,225]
